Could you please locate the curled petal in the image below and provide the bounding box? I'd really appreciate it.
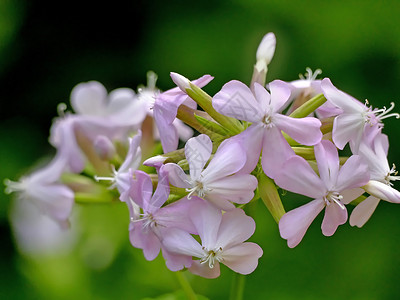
[363,180,400,203]
[349,196,381,228]
[274,114,322,146]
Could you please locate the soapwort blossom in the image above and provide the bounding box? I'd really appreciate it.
[163,134,258,210]
[350,133,400,227]
[4,154,74,228]
[127,168,196,271]
[275,140,370,248]
[94,131,142,201]
[321,78,400,152]
[213,80,322,178]
[153,74,213,152]
[162,201,263,278]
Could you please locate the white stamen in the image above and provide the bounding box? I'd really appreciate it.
[4,178,26,194]
[324,191,345,210]
[367,102,400,123]
[299,67,322,81]
[185,179,210,199]
[200,246,223,268]
[385,163,400,186]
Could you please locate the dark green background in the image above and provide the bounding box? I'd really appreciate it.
[1,0,400,299]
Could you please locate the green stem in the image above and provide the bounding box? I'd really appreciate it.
[229,273,246,300]
[175,271,197,300]
[289,93,327,118]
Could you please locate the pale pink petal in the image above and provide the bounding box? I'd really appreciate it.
[279,199,325,248]
[252,82,271,112]
[155,198,199,234]
[274,155,325,198]
[161,246,193,271]
[189,260,221,279]
[130,170,153,209]
[70,81,107,116]
[119,131,142,173]
[332,113,365,150]
[321,78,365,113]
[222,242,263,275]
[185,134,212,181]
[269,80,292,113]
[321,203,347,236]
[189,201,221,250]
[174,118,194,141]
[163,163,191,189]
[162,228,203,258]
[363,180,400,203]
[314,140,339,190]
[230,124,264,174]
[215,209,256,248]
[201,194,236,211]
[206,174,258,205]
[107,88,147,126]
[147,168,169,213]
[349,196,381,228]
[341,188,366,204]
[153,101,179,152]
[273,114,322,146]
[201,138,246,181]
[261,126,296,180]
[335,155,370,191]
[212,80,264,122]
[129,224,161,261]
[33,184,74,222]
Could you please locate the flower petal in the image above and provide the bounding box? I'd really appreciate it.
[363,180,400,203]
[321,202,347,236]
[130,170,153,210]
[189,201,221,250]
[321,78,365,113]
[314,140,340,190]
[215,209,256,249]
[269,80,292,113]
[163,163,191,189]
[349,196,381,228]
[274,155,325,198]
[185,134,212,181]
[162,228,203,258]
[274,114,322,146]
[279,199,325,248]
[70,81,107,116]
[189,260,221,279]
[335,155,370,192]
[222,242,263,275]
[206,174,258,205]
[212,80,263,122]
[201,138,246,181]
[332,113,365,150]
[129,224,161,261]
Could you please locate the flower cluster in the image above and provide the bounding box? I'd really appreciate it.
[5,32,400,279]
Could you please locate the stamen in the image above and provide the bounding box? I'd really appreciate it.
[299,67,322,81]
[200,247,223,269]
[324,191,345,210]
[385,163,400,186]
[369,102,400,121]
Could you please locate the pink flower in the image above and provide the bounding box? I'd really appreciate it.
[5,154,74,228]
[213,80,322,178]
[350,133,400,227]
[153,74,213,153]
[163,134,258,210]
[162,201,263,278]
[321,78,399,152]
[274,140,370,248]
[127,168,197,271]
[94,131,142,201]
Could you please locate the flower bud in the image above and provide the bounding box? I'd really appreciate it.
[93,135,116,161]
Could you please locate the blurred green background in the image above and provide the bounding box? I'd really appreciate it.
[1,0,400,299]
